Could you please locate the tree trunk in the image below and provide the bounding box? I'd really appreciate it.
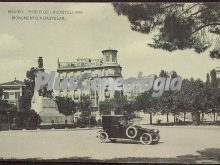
[167,112,169,123]
[173,113,176,124]
[150,113,152,125]
[213,112,216,122]
[201,112,204,122]
[192,112,200,125]
[183,112,186,123]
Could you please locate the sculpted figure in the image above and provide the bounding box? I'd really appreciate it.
[38,57,43,68]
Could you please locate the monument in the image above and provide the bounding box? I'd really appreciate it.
[31,57,73,125]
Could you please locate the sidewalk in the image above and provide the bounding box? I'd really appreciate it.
[0,127,102,133]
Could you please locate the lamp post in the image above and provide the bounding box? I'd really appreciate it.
[7,111,10,131]
[88,116,91,129]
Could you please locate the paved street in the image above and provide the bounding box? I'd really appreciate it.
[0,126,220,163]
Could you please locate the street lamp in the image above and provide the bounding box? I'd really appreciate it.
[88,116,91,129]
[7,111,10,131]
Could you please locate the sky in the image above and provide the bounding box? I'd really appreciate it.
[0,2,219,83]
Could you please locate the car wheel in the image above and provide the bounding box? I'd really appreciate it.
[140,133,153,145]
[98,132,109,143]
[126,126,138,138]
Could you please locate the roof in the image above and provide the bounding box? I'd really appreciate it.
[101,49,118,53]
[0,79,25,86]
[102,115,125,117]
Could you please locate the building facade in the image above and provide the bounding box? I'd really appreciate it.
[57,49,123,109]
[216,67,220,78]
[0,78,25,109]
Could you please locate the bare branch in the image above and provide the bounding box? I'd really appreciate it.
[191,23,220,35]
[177,3,201,18]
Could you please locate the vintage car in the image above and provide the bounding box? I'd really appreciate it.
[97,115,160,145]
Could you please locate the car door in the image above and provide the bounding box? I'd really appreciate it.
[109,117,121,138]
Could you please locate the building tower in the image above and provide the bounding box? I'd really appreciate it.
[102,49,118,66]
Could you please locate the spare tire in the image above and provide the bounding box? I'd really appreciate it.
[126,126,137,138]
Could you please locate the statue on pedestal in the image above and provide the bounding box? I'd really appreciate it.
[38,57,43,68]
[31,57,69,125]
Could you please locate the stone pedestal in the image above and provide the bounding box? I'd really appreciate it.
[31,93,73,125]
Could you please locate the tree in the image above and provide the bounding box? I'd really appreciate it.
[206,73,210,84]
[0,100,17,128]
[157,70,181,123]
[177,79,194,123]
[99,91,134,116]
[19,67,38,110]
[99,99,113,115]
[19,67,53,110]
[189,79,205,125]
[204,70,220,122]
[0,88,3,99]
[134,91,158,125]
[113,3,220,58]
[78,95,93,126]
[14,67,42,129]
[210,69,217,86]
[111,92,131,115]
[15,109,41,129]
[55,96,77,116]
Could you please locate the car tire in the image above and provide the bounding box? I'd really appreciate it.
[98,131,109,143]
[140,133,153,145]
[126,126,138,139]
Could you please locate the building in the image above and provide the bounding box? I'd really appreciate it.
[57,49,122,108]
[0,78,25,109]
[216,67,220,78]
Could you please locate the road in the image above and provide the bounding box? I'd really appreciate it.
[0,126,220,163]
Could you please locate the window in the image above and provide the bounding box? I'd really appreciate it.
[74,117,78,123]
[4,93,9,99]
[106,55,110,62]
[104,89,110,98]
[15,92,20,99]
[74,91,79,100]
[91,90,95,97]
[9,101,15,105]
[112,55,116,62]
[104,69,109,76]
[115,69,121,76]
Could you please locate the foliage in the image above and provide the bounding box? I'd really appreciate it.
[55,96,77,116]
[0,88,3,99]
[132,69,220,125]
[19,67,53,110]
[99,99,113,115]
[0,100,17,124]
[78,95,93,124]
[99,92,134,116]
[14,109,41,129]
[111,92,132,115]
[19,67,38,110]
[113,2,220,58]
